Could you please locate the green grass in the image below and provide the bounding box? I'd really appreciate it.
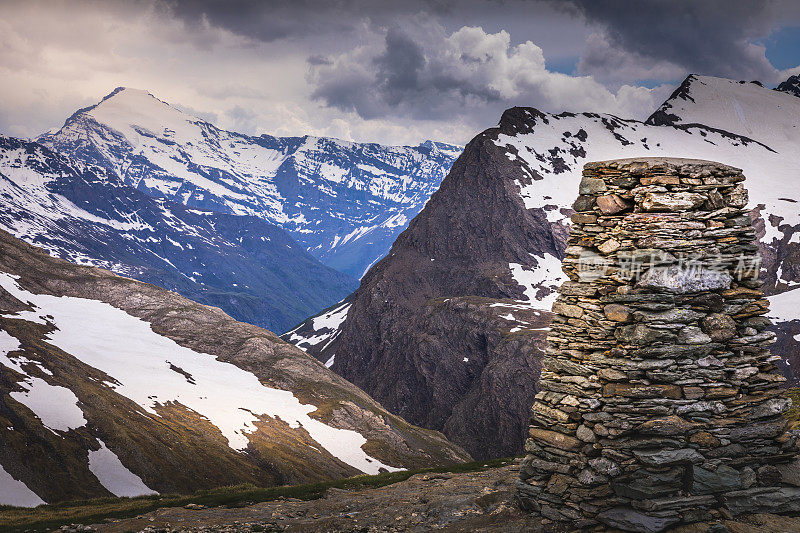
[0,457,515,532]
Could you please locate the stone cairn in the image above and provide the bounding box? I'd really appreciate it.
[517,158,800,532]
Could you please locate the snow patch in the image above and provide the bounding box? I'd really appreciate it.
[768,289,800,323]
[0,330,86,434]
[509,253,568,309]
[88,440,158,497]
[0,464,45,507]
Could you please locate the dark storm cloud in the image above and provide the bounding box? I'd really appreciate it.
[166,0,798,84]
[309,24,509,121]
[164,0,458,42]
[374,28,426,106]
[165,0,357,41]
[306,55,333,66]
[559,0,798,82]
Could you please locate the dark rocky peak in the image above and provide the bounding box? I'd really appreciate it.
[497,106,549,135]
[646,74,699,126]
[327,117,570,459]
[776,74,800,98]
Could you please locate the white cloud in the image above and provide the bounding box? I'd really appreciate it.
[309,21,674,140]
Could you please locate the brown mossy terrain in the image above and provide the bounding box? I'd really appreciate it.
[4,456,800,533]
[0,458,514,532]
[0,229,470,505]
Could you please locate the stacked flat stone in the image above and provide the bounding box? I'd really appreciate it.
[516,158,800,532]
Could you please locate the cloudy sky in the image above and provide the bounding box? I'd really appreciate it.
[2,0,799,145]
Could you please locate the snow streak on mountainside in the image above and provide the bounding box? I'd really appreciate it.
[0,136,357,333]
[285,75,800,459]
[39,88,460,278]
[0,231,469,506]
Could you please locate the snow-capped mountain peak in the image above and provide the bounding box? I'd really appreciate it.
[647,74,800,151]
[77,87,204,148]
[39,90,461,277]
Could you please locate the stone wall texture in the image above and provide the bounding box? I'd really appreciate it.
[516,158,800,532]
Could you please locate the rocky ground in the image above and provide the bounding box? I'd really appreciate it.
[55,460,800,533]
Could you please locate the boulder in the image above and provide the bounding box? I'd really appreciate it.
[596,194,632,214]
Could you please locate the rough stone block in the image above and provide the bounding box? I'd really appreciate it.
[596,194,632,214]
[641,192,707,211]
[596,507,680,533]
[636,265,732,294]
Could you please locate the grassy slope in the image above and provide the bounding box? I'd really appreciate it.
[0,458,513,532]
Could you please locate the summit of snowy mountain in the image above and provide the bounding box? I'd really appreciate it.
[39,88,460,278]
[777,74,800,98]
[646,75,800,151]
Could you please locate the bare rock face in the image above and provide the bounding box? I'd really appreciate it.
[328,109,567,460]
[517,158,800,531]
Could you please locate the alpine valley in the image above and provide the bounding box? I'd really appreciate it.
[286,75,800,460]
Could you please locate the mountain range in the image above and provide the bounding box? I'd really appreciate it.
[0,135,357,334]
[0,89,459,332]
[0,230,468,506]
[38,88,460,279]
[285,74,800,459]
[4,72,800,507]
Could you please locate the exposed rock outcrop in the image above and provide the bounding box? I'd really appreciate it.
[329,113,566,460]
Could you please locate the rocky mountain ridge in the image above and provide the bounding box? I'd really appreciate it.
[0,229,469,506]
[0,135,357,333]
[39,88,460,278]
[285,74,800,459]
[776,74,800,98]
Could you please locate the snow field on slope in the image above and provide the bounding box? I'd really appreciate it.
[0,330,87,433]
[0,464,45,507]
[659,76,800,152]
[88,440,158,497]
[0,273,399,475]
